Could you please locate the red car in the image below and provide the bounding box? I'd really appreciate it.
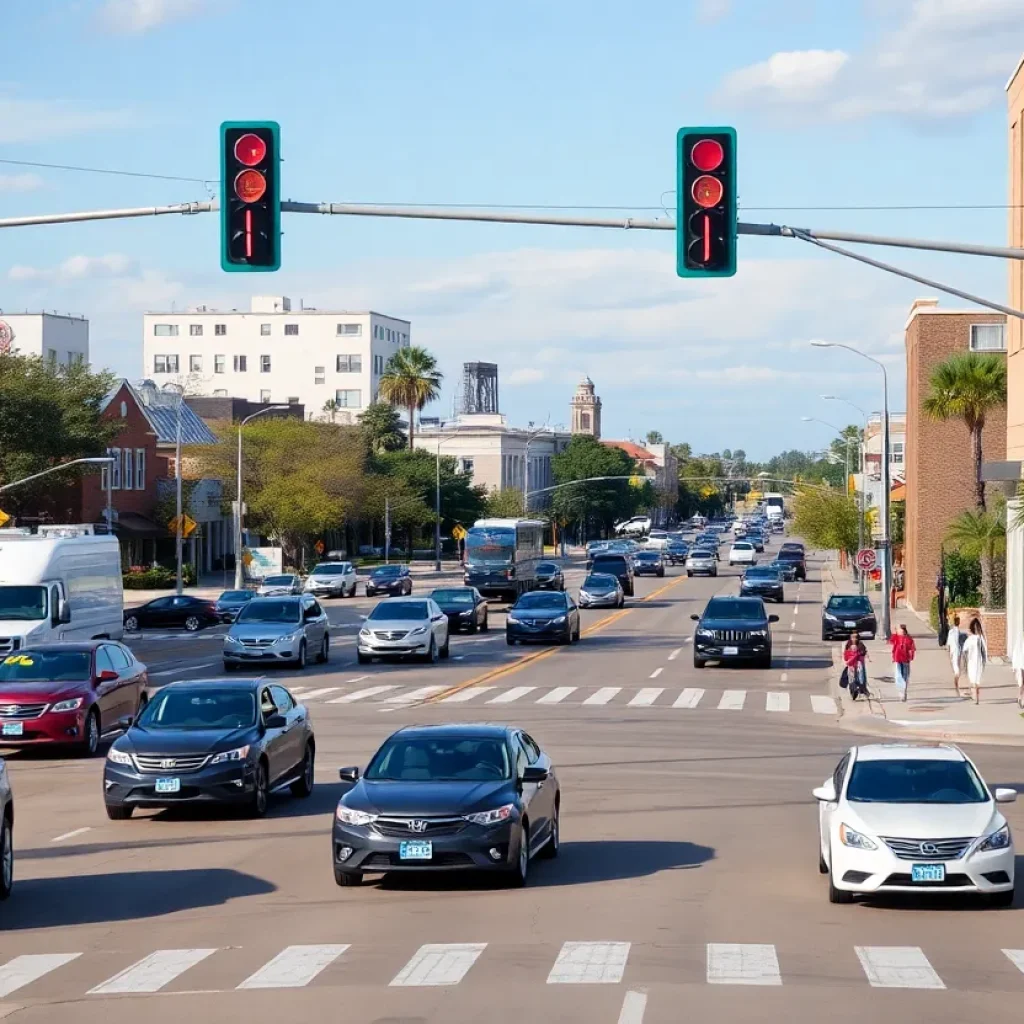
[0,643,149,756]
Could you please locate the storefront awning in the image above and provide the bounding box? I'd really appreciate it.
[114,513,166,538]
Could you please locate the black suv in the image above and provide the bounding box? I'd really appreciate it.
[690,596,778,669]
[776,546,806,581]
[590,553,635,597]
[740,566,785,603]
[821,594,877,641]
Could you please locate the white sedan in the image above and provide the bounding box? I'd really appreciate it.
[815,743,1016,906]
[728,542,757,567]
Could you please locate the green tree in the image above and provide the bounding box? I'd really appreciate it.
[551,436,645,536]
[945,506,1006,608]
[923,352,1007,510]
[792,486,862,554]
[485,488,526,518]
[378,346,443,449]
[645,430,664,446]
[359,400,406,453]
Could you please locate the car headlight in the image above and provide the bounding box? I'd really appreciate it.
[579,591,591,601]
[336,805,377,826]
[225,635,242,646]
[552,615,566,624]
[358,628,371,638]
[464,803,515,826]
[409,626,428,636]
[839,823,877,850]
[51,697,84,712]
[107,747,133,766]
[695,628,714,638]
[978,823,1011,852]
[210,744,250,765]
[507,614,520,624]
[460,610,474,617]
[749,629,768,637]
[824,613,839,621]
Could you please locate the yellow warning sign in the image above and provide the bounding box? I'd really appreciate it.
[169,514,198,538]
[0,509,9,529]
[451,525,467,541]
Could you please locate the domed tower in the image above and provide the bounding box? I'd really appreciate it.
[570,376,602,440]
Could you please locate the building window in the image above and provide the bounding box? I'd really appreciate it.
[260,355,271,373]
[335,389,361,407]
[314,365,325,385]
[46,348,57,363]
[260,389,271,402]
[135,449,145,490]
[215,324,226,336]
[260,324,271,336]
[287,396,300,405]
[109,447,121,489]
[153,324,178,337]
[892,442,905,465]
[461,458,474,475]
[122,448,134,491]
[970,324,1006,351]
[213,388,228,397]
[214,354,225,373]
[189,324,203,337]
[189,354,202,372]
[284,324,298,336]
[336,354,362,373]
[580,412,591,430]
[337,323,362,336]
[233,355,247,372]
[154,354,179,374]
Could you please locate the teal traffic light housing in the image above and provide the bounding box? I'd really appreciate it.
[220,121,281,272]
[676,126,736,278]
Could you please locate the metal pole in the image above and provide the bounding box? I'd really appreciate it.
[105,456,113,535]
[434,443,442,572]
[174,397,183,596]
[881,368,892,640]
[523,439,531,515]
[234,426,244,590]
[385,496,391,564]
[0,457,114,493]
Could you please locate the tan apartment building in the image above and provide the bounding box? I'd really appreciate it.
[904,299,1006,612]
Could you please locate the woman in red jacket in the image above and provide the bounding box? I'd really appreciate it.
[889,623,917,702]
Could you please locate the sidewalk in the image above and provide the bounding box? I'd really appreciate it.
[823,556,1024,747]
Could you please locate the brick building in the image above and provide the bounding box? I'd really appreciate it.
[904,299,1007,612]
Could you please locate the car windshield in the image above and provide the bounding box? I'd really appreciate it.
[432,590,474,605]
[745,568,779,579]
[465,527,515,566]
[583,574,617,589]
[778,550,802,561]
[537,563,559,572]
[592,557,626,569]
[515,593,566,610]
[690,550,713,558]
[311,564,349,576]
[365,735,511,781]
[733,544,752,550]
[636,553,659,562]
[372,566,402,577]
[137,687,257,730]
[368,601,429,621]
[263,575,293,586]
[705,600,764,620]
[236,600,301,624]
[0,585,47,622]
[828,597,873,614]
[218,591,251,603]
[846,759,989,804]
[0,650,91,682]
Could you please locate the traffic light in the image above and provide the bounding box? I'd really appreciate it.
[676,126,736,278]
[220,121,281,272]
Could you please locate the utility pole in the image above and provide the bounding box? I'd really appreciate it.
[822,395,870,594]
[385,496,391,564]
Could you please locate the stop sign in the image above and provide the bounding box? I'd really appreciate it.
[855,548,878,572]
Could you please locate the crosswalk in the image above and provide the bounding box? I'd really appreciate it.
[289,682,838,715]
[3,941,1023,998]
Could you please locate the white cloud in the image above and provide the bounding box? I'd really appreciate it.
[0,96,129,144]
[98,0,211,33]
[8,253,138,284]
[508,368,545,386]
[715,0,1024,123]
[696,0,731,23]
[0,173,44,193]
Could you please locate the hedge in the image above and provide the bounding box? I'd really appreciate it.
[123,564,197,590]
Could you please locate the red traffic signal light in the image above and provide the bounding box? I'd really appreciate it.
[676,127,737,278]
[220,121,280,273]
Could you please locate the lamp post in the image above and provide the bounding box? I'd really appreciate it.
[234,405,289,590]
[812,342,892,638]
[522,421,550,515]
[822,394,870,593]
[434,434,459,573]
[161,385,187,595]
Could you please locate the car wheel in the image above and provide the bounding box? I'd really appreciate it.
[827,846,854,903]
[711,569,717,577]
[357,652,370,665]
[469,618,479,634]
[105,802,133,820]
[440,635,451,659]
[318,634,329,664]
[81,708,100,757]
[124,615,139,632]
[424,637,438,664]
[223,660,238,672]
[819,848,828,874]
[759,654,772,669]
[136,693,148,716]
[291,743,315,798]
[0,814,12,900]
[507,823,530,888]
[294,641,307,670]
[334,868,363,887]
[574,624,581,642]
[618,595,625,608]
[693,655,706,668]
[988,889,1014,908]
[687,571,693,577]
[539,801,560,860]
[506,635,516,646]
[481,612,489,632]
[184,615,202,632]
[248,761,269,818]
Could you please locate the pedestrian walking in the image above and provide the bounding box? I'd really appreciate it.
[963,618,988,705]
[842,632,870,700]
[889,624,916,702]
[946,614,966,697]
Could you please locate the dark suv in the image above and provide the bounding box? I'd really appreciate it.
[776,546,806,581]
[590,553,634,597]
[821,594,877,641]
[690,596,778,669]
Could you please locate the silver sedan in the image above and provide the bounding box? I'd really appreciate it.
[358,598,450,664]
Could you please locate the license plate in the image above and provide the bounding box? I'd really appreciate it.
[1,722,22,737]
[723,646,739,656]
[844,621,857,628]
[399,840,432,860]
[155,777,180,794]
[911,863,945,883]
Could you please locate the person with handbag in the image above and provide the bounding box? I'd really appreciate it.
[889,624,917,702]
[842,632,869,700]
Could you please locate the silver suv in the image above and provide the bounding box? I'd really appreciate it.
[685,549,718,578]
[224,595,330,670]
[0,758,12,900]
[304,561,358,599]
[357,597,450,664]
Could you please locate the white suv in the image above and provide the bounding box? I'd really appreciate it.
[304,561,358,598]
[728,542,757,567]
[614,516,652,537]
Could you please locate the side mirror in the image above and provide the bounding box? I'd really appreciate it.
[812,781,837,802]
[117,714,134,731]
[59,603,72,624]
[265,713,287,729]
[96,669,119,683]
[522,766,548,784]
[995,787,1018,804]
[768,615,779,623]
[690,614,700,622]
[338,766,360,782]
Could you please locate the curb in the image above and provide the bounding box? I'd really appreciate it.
[837,714,1024,748]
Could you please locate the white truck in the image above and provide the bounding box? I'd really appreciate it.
[614,515,652,538]
[763,493,785,521]
[0,532,124,654]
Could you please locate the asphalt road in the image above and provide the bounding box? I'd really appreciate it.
[3,541,1024,1023]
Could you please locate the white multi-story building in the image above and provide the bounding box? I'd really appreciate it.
[142,296,410,421]
[0,312,88,366]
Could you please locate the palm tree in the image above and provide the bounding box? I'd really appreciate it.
[923,352,1007,510]
[321,399,339,424]
[945,507,1006,608]
[358,400,406,453]
[378,347,443,449]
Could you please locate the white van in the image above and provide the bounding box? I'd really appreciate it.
[0,532,124,654]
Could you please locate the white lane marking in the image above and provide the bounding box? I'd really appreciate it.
[765,692,790,713]
[441,687,496,703]
[628,688,663,707]
[537,686,577,704]
[717,690,746,711]
[89,949,218,994]
[0,954,81,998]
[618,991,647,1024]
[547,941,631,984]
[584,687,621,705]
[811,695,837,714]
[385,685,446,704]
[329,685,399,703]
[390,943,487,987]
[649,667,664,680]
[707,943,781,986]
[238,944,349,989]
[151,660,220,679]
[345,675,369,683]
[779,672,788,683]
[683,635,693,645]
[488,686,536,704]
[855,946,945,989]
[789,621,796,630]
[51,826,91,843]
[668,648,682,661]
[289,687,310,696]
[453,656,465,661]
[297,687,342,700]
[786,634,794,644]
[793,605,799,615]
[1003,949,1024,975]
[673,688,704,709]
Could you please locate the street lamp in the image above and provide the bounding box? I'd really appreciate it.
[812,341,892,638]
[522,421,550,515]
[235,405,289,590]
[434,434,460,572]
[822,394,870,593]
[161,384,187,596]
[0,458,116,533]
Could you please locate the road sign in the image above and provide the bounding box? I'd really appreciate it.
[855,548,878,572]
[315,540,325,555]
[451,525,467,541]
[0,509,9,529]
[169,514,198,539]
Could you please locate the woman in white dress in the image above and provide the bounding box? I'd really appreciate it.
[962,618,988,705]
[946,614,965,697]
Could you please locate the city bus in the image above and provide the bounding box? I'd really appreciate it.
[464,518,546,601]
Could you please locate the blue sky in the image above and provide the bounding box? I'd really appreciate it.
[1,0,1022,458]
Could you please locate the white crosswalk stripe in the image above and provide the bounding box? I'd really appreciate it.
[329,685,399,703]
[0,954,80,999]
[673,688,704,708]
[765,692,790,713]
[706,943,781,986]
[296,687,342,700]
[717,690,746,711]
[584,687,621,705]
[238,944,350,989]
[1003,949,1024,975]
[441,687,495,703]
[89,948,218,994]
[536,686,577,704]
[855,946,945,989]
[811,695,837,714]
[390,943,486,987]
[547,942,631,984]
[488,686,536,704]
[385,686,446,704]
[628,688,663,706]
